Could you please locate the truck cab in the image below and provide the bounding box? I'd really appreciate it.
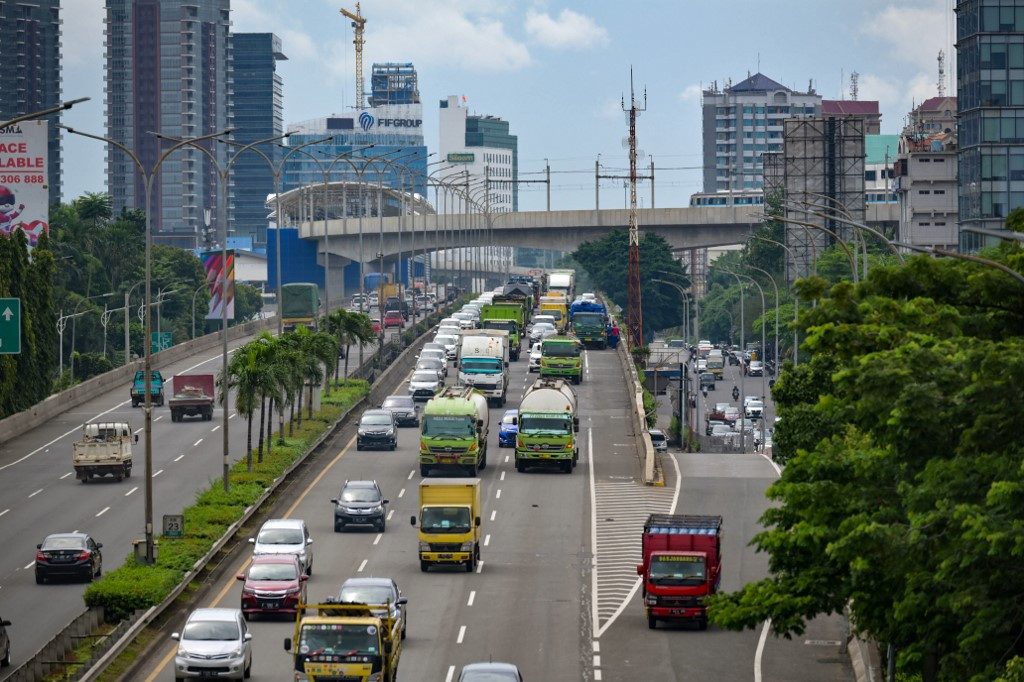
[539,336,583,384]
[130,370,164,407]
[410,478,482,572]
[419,387,489,477]
[285,602,400,682]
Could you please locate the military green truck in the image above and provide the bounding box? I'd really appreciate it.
[479,302,524,360]
[419,386,490,476]
[539,335,584,384]
[514,378,579,474]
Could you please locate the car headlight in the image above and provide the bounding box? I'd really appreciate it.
[370,505,383,513]
[419,541,430,552]
[646,595,658,606]
[460,541,475,552]
[386,429,395,436]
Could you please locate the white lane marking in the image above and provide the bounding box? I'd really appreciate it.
[593,641,600,653]
[154,415,163,422]
[484,534,491,546]
[594,655,601,667]
[755,619,772,682]
[467,591,476,607]
[760,452,782,476]
[589,427,599,636]
[153,469,164,478]
[357,559,368,572]
[0,509,8,517]
[595,671,603,681]
[211,425,221,432]
[386,509,394,521]
[0,343,243,473]
[96,506,110,517]
[495,489,502,499]
[60,472,73,480]
[28,489,42,498]
[174,454,184,462]
[134,427,143,435]
[500,471,505,481]
[456,625,466,644]
[373,534,382,546]
[407,470,415,480]
[476,560,484,574]
[445,666,456,682]
[193,438,203,447]
[490,510,496,522]
[23,561,33,569]
[504,455,509,464]
[125,487,138,497]
[398,488,405,498]
[230,412,237,419]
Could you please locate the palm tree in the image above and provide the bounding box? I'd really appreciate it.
[221,348,259,471]
[248,332,284,462]
[338,312,375,384]
[304,331,338,419]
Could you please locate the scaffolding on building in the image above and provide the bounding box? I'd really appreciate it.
[780,117,865,284]
[369,63,420,106]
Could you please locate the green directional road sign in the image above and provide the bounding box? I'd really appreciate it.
[151,331,173,353]
[0,298,21,355]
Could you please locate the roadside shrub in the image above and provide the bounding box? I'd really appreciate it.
[84,564,181,622]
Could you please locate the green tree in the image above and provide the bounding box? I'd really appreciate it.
[708,250,1024,681]
[233,283,264,324]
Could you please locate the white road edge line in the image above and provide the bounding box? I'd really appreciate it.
[456,625,466,644]
[357,559,368,572]
[755,619,772,682]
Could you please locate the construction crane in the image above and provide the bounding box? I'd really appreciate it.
[340,3,367,110]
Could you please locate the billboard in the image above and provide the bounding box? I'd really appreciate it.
[0,120,49,248]
[201,250,235,320]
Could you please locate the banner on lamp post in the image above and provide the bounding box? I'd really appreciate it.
[201,250,235,320]
[0,120,49,249]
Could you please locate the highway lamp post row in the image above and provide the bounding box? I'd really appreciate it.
[792,192,871,280]
[0,96,89,129]
[652,278,694,450]
[408,161,457,312]
[67,291,114,381]
[56,309,89,378]
[393,154,438,323]
[709,265,747,453]
[155,286,180,337]
[60,124,233,564]
[122,281,145,366]
[742,263,780,381]
[374,151,420,308]
[749,234,800,366]
[100,301,128,361]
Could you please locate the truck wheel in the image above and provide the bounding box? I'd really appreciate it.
[562,460,573,474]
[479,452,487,470]
[647,615,657,629]
[515,459,525,473]
[420,560,429,573]
[698,617,708,631]
[465,555,475,572]
[131,398,139,407]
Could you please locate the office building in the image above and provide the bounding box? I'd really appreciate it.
[822,100,882,134]
[702,73,822,193]
[896,119,958,250]
[0,0,62,203]
[438,95,518,212]
[231,33,287,248]
[956,0,1024,250]
[909,96,957,136]
[105,0,232,248]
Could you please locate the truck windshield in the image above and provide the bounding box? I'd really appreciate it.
[707,359,723,369]
[543,343,579,358]
[649,556,707,586]
[543,309,563,321]
[461,358,500,373]
[421,415,475,438]
[483,320,516,333]
[298,624,379,657]
[574,313,604,325]
[420,506,471,533]
[519,416,571,434]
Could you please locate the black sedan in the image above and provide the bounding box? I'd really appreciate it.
[381,395,420,427]
[356,409,398,451]
[35,533,103,584]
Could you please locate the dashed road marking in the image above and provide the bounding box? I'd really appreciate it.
[174,454,184,462]
[457,625,466,644]
[23,561,33,569]
[230,412,237,419]
[490,510,496,522]
[398,488,405,498]
[387,509,394,520]
[28,489,42,498]
[153,469,164,478]
[125,487,138,497]
[467,591,476,606]
[193,438,203,447]
[96,506,110,517]
[484,534,491,546]
[211,425,221,432]
[500,471,505,481]
[154,415,163,422]
[0,509,8,517]
[476,560,484,574]
[445,666,456,682]
[134,427,143,435]
[407,470,415,480]
[357,559,367,573]
[495,489,502,499]
[60,472,73,480]
[373,534,382,546]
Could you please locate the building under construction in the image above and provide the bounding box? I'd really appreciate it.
[369,62,420,106]
[771,117,866,284]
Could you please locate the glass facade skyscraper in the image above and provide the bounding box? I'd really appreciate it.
[105,0,232,248]
[231,33,286,247]
[956,0,1024,250]
[0,0,62,203]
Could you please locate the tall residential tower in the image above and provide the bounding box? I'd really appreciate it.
[0,0,62,203]
[105,0,232,248]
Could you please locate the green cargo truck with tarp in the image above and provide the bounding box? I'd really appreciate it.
[497,286,534,323]
[569,300,608,349]
[281,282,321,332]
[540,335,583,384]
[514,378,579,473]
[479,302,524,360]
[419,385,490,477]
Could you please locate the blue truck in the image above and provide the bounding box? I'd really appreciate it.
[130,370,165,407]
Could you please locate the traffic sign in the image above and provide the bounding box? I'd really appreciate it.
[0,298,21,355]
[162,514,184,538]
[151,331,172,353]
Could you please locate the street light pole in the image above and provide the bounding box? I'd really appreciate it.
[743,264,779,378]
[0,96,89,129]
[711,265,747,453]
[750,234,800,366]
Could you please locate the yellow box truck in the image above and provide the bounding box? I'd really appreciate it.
[410,479,482,573]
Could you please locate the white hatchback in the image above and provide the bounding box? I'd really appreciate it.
[528,343,543,372]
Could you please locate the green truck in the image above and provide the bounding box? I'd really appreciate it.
[495,289,533,324]
[479,302,524,360]
[419,385,490,476]
[540,335,584,384]
[281,282,321,332]
[514,378,579,474]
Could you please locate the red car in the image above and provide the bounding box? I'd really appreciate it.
[237,554,307,619]
[371,318,382,334]
[384,310,403,329]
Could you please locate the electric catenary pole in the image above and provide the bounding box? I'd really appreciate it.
[623,71,647,348]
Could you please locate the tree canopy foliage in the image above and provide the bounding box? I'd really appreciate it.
[709,244,1024,681]
[572,230,689,343]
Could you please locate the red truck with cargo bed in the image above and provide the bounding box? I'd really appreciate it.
[168,374,215,422]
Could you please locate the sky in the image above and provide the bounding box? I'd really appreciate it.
[59,0,958,212]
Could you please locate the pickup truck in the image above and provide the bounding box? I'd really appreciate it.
[130,370,164,407]
[73,422,137,482]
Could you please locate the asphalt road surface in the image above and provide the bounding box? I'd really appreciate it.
[132,340,852,681]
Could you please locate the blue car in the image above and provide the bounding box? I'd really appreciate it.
[498,409,519,448]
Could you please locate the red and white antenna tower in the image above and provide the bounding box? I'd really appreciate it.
[622,70,647,349]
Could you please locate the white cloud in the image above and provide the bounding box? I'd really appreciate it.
[596,97,625,121]
[861,1,952,72]
[279,28,319,62]
[525,9,609,50]
[231,0,273,32]
[679,84,702,103]
[61,0,104,68]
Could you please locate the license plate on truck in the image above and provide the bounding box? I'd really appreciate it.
[438,553,453,559]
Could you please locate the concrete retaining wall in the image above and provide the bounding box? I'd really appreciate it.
[0,318,274,447]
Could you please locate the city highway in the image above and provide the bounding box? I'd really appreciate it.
[132,336,853,681]
[0,322,385,678]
